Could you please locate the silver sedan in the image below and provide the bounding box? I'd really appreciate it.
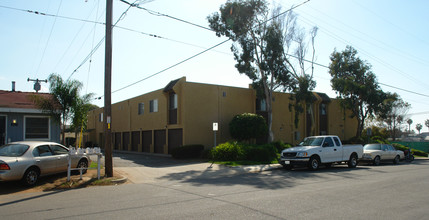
[361,143,405,165]
[0,141,90,186]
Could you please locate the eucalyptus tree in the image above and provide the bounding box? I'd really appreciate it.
[208,0,292,142]
[376,93,410,140]
[277,8,318,131]
[329,46,387,138]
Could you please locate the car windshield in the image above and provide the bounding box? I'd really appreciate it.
[0,144,30,157]
[299,137,324,146]
[364,144,381,150]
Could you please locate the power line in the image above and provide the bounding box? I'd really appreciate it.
[96,0,312,98]
[407,111,429,116]
[4,2,427,100]
[67,1,137,80]
[0,4,106,26]
[35,0,63,76]
[98,39,231,98]
[378,83,429,98]
[119,0,213,32]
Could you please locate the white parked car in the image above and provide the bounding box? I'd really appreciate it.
[361,144,405,165]
[0,141,90,186]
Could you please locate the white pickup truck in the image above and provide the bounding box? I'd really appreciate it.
[279,135,363,170]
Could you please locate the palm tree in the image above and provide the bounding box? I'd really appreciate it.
[416,123,423,134]
[406,119,413,133]
[31,73,83,145]
[71,94,97,147]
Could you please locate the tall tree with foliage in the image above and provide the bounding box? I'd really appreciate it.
[208,0,292,142]
[279,9,318,131]
[31,73,84,145]
[425,119,429,132]
[376,93,410,140]
[71,94,97,147]
[329,46,386,138]
[406,119,413,133]
[416,123,423,134]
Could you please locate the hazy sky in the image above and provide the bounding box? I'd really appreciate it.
[1,0,428,132]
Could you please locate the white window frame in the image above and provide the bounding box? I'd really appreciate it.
[24,115,50,141]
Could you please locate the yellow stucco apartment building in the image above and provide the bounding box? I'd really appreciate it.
[86,77,357,155]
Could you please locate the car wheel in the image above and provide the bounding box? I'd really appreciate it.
[393,155,400,164]
[373,156,381,166]
[348,154,358,168]
[308,156,320,170]
[21,167,39,186]
[76,159,88,174]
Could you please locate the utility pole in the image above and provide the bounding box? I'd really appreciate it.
[104,0,113,177]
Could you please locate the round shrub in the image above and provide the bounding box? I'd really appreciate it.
[229,113,268,141]
[211,142,245,161]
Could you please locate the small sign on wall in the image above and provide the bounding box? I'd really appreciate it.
[213,122,218,131]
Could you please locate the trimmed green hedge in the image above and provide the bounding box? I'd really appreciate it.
[392,143,428,157]
[210,141,281,162]
[170,145,204,159]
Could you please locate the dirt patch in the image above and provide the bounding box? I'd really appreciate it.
[0,169,128,195]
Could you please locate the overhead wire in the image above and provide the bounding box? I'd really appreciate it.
[35,0,63,77]
[4,2,426,100]
[53,1,105,72]
[86,0,101,95]
[67,0,138,80]
[97,0,311,99]
[291,3,429,90]
[0,5,105,26]
[119,0,213,32]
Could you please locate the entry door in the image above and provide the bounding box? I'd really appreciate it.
[0,116,5,145]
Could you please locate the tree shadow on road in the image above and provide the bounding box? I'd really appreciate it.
[156,164,372,190]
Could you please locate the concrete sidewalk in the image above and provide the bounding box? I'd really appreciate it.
[114,162,283,184]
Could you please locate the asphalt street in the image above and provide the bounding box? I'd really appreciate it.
[1,154,428,220]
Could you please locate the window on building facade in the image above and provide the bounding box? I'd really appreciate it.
[256,98,267,111]
[99,113,103,122]
[25,117,49,139]
[320,103,327,115]
[169,93,178,124]
[169,93,177,110]
[138,103,144,115]
[150,99,158,113]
